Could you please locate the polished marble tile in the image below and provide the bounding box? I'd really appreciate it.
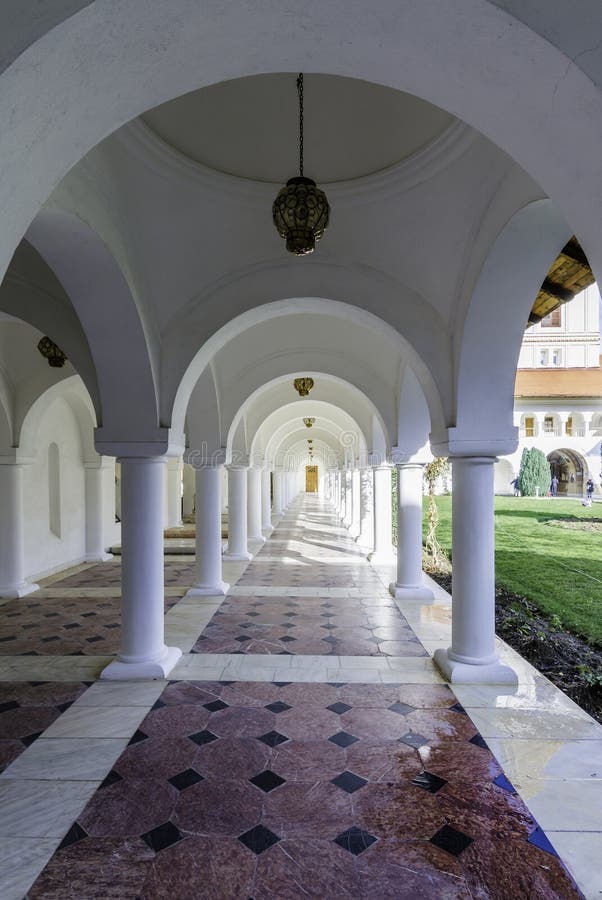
[0,779,100,837]
[1,737,129,781]
[0,836,62,900]
[42,704,150,739]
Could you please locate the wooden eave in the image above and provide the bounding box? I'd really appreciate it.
[527,237,595,327]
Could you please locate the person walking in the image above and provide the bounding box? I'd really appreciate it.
[586,477,594,499]
[550,475,559,497]
[510,476,520,497]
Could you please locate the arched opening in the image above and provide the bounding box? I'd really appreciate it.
[547,447,587,495]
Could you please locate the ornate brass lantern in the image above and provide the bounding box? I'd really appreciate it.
[37,336,67,368]
[303,417,315,428]
[294,377,314,397]
[272,74,330,256]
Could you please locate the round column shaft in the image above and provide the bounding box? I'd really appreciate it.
[166,458,182,528]
[85,462,113,563]
[101,457,181,680]
[0,462,38,599]
[434,457,516,684]
[247,467,266,543]
[187,465,229,596]
[261,469,273,534]
[389,463,433,601]
[370,465,395,562]
[349,468,361,538]
[273,471,283,517]
[224,465,251,560]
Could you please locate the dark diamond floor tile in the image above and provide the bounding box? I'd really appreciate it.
[249,769,286,793]
[469,733,489,750]
[328,731,359,748]
[430,824,474,857]
[399,732,429,749]
[238,824,281,855]
[528,826,559,856]
[450,702,468,715]
[203,699,229,713]
[0,700,19,713]
[22,731,43,747]
[128,729,149,746]
[99,769,123,790]
[388,701,415,716]
[272,682,292,688]
[141,821,183,853]
[411,770,448,794]
[331,770,368,794]
[334,826,377,856]
[493,773,516,794]
[265,701,292,714]
[189,729,219,746]
[257,730,289,747]
[326,702,352,715]
[279,635,296,643]
[152,699,167,711]
[168,768,204,791]
[58,822,88,850]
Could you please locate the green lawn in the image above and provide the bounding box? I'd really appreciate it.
[423,496,602,644]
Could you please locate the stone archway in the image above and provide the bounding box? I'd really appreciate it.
[547,448,587,495]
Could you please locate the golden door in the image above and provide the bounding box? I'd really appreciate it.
[305,466,318,492]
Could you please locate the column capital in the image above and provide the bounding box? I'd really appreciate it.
[116,455,166,466]
[430,426,517,458]
[0,452,36,467]
[95,427,185,458]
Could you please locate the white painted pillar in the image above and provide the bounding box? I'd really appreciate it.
[187,465,229,596]
[273,471,284,516]
[349,468,361,538]
[261,469,273,535]
[0,462,39,599]
[370,464,395,562]
[357,467,374,550]
[343,469,353,528]
[182,463,195,517]
[337,469,344,517]
[223,465,251,560]
[84,461,113,563]
[389,463,433,601]
[247,467,266,543]
[434,457,516,684]
[101,457,181,680]
[166,457,182,527]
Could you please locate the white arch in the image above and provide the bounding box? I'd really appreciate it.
[19,376,98,463]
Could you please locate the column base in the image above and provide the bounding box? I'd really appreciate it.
[262,526,274,536]
[222,549,252,561]
[85,553,114,563]
[0,581,39,600]
[248,534,266,544]
[185,581,230,597]
[389,583,434,603]
[433,648,518,684]
[349,525,361,539]
[100,645,182,681]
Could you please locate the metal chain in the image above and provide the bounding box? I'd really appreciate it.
[297,72,304,177]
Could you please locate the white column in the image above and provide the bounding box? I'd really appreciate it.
[84,461,113,563]
[357,467,374,550]
[101,457,181,680]
[336,470,343,514]
[434,457,516,684]
[166,457,182,528]
[389,462,433,601]
[261,469,273,535]
[186,465,229,596]
[343,471,353,526]
[182,463,195,517]
[370,464,395,562]
[247,467,266,543]
[0,462,38,598]
[223,465,251,560]
[273,470,284,516]
[349,468,361,538]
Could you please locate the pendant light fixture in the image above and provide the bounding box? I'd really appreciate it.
[272,74,330,255]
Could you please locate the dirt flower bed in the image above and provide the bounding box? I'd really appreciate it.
[429,571,602,724]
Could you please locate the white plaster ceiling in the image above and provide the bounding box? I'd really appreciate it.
[141,73,454,184]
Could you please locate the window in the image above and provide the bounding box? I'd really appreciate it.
[552,348,561,366]
[541,308,561,327]
[543,416,555,434]
[566,416,573,436]
[539,349,549,366]
[524,416,535,437]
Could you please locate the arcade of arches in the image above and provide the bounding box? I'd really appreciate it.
[1,3,602,897]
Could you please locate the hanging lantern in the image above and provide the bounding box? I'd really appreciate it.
[272,74,330,256]
[294,377,314,397]
[303,417,315,428]
[37,336,67,368]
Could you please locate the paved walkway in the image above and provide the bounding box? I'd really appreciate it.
[0,495,598,897]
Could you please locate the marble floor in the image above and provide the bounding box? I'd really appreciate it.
[0,495,599,898]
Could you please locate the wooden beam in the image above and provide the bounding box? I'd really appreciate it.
[540,278,574,304]
[559,239,590,268]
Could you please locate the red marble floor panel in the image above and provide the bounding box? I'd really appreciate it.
[0,681,89,771]
[28,680,584,899]
[0,594,179,656]
[192,594,427,657]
